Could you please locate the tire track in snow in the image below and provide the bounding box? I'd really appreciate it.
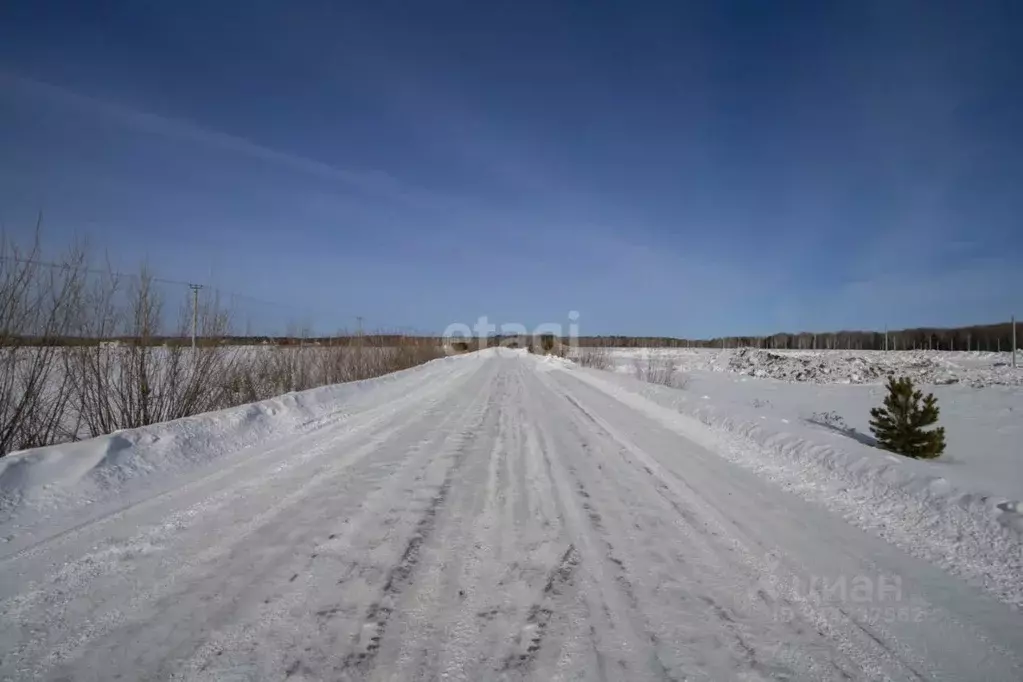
[520,367,674,681]
[501,543,581,671]
[336,373,503,678]
[427,368,523,681]
[192,362,503,681]
[382,368,559,682]
[419,364,588,681]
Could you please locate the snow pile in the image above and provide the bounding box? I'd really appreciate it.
[603,347,1023,387]
[727,348,918,384]
[726,348,1023,387]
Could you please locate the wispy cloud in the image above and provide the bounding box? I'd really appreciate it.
[1,70,668,276]
[0,70,458,212]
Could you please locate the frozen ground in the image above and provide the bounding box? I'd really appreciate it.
[1,350,1022,680]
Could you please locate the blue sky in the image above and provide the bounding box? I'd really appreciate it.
[1,1,1020,337]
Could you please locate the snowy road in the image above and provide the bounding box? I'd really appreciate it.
[2,352,1022,681]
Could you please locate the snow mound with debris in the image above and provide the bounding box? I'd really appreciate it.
[728,348,910,384]
[726,348,1022,387]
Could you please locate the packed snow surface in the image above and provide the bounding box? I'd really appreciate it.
[1,350,1022,680]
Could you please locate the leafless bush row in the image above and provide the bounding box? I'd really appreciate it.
[0,230,442,456]
[573,346,613,370]
[224,343,442,404]
[0,230,86,452]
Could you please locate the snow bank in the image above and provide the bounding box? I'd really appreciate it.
[531,353,575,372]
[0,354,469,527]
[562,364,1023,607]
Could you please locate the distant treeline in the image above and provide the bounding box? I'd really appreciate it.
[4,321,1018,352]
[575,320,1020,352]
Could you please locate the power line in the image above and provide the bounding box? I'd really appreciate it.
[1,254,302,312]
[0,254,195,288]
[0,254,428,335]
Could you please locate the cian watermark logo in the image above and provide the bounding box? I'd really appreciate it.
[750,553,924,624]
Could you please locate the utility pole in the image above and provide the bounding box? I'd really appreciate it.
[356,316,365,349]
[1013,315,1017,369]
[884,326,888,352]
[189,284,202,350]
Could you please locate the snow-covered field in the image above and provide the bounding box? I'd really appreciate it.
[596,345,1023,530]
[1,349,1022,680]
[595,347,1023,505]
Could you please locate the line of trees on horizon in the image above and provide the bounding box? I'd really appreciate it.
[3,227,1016,354]
[574,320,1019,352]
[7,320,1017,354]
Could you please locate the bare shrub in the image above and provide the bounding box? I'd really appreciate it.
[574,346,613,370]
[1,229,447,453]
[225,335,445,402]
[221,342,313,403]
[67,268,240,435]
[0,229,86,454]
[222,346,275,404]
[810,410,848,430]
[379,337,444,374]
[316,336,443,385]
[633,355,688,389]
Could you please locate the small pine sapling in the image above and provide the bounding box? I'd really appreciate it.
[869,375,946,459]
